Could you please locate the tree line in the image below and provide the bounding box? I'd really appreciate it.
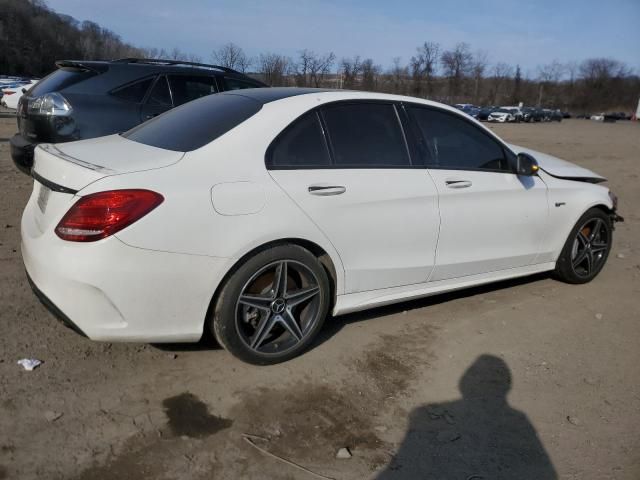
[214,42,638,113]
[1,0,637,113]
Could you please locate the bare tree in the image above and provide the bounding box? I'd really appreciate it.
[536,60,564,106]
[360,58,380,91]
[294,49,335,87]
[489,62,514,104]
[389,57,408,95]
[441,42,473,101]
[340,55,362,89]
[578,57,632,110]
[258,52,290,86]
[409,41,440,97]
[211,42,251,72]
[471,50,488,104]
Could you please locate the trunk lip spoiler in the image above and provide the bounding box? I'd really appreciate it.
[31,170,78,195]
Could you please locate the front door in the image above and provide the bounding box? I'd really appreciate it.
[405,104,548,281]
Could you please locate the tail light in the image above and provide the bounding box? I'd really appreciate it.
[55,189,164,242]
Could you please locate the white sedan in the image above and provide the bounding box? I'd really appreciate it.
[1,79,38,109]
[488,108,516,123]
[21,88,622,364]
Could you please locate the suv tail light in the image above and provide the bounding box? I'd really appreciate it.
[55,189,164,242]
[28,92,72,116]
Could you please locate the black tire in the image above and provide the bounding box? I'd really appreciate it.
[211,244,330,365]
[554,208,612,284]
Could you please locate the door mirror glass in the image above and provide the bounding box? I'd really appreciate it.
[516,152,539,176]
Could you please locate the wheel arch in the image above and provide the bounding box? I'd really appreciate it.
[203,237,341,337]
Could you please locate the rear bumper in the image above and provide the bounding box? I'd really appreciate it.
[10,133,35,175]
[26,271,88,337]
[21,192,232,342]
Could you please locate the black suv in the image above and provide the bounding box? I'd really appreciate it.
[10,58,267,174]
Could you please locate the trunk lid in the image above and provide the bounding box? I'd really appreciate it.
[28,135,183,234]
[32,134,184,191]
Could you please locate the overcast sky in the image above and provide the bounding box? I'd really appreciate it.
[46,0,640,76]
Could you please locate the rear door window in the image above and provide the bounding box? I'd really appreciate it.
[168,75,218,106]
[321,103,411,167]
[267,112,331,168]
[111,77,155,103]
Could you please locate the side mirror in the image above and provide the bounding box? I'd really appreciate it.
[516,152,539,176]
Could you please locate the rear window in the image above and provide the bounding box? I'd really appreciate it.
[123,93,262,152]
[29,68,96,96]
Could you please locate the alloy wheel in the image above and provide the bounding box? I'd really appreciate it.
[234,260,322,355]
[570,217,610,278]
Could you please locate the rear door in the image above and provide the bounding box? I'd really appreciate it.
[405,104,548,281]
[268,102,440,294]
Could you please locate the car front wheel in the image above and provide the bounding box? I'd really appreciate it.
[555,208,612,284]
[211,245,331,364]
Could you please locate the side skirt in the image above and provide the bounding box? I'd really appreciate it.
[332,262,556,316]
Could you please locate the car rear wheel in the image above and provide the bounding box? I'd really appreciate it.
[211,245,330,364]
[555,208,612,284]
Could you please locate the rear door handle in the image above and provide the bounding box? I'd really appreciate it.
[308,185,346,196]
[445,179,472,189]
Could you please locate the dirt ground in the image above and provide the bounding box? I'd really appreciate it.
[0,112,638,480]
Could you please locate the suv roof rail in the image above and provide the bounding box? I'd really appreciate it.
[112,58,243,75]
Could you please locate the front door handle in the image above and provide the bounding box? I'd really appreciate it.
[445,179,472,189]
[308,185,346,196]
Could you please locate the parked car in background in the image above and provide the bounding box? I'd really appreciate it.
[478,106,497,121]
[21,88,621,364]
[488,108,516,123]
[550,109,563,122]
[502,106,524,122]
[457,104,480,119]
[522,107,543,122]
[10,58,268,174]
[1,79,39,109]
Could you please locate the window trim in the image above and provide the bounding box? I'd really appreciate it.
[266,100,420,170]
[143,75,173,107]
[109,75,157,104]
[402,102,518,175]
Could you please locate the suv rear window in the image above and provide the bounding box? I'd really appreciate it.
[29,68,96,96]
[123,93,262,152]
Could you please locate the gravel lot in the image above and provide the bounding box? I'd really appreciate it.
[0,111,638,480]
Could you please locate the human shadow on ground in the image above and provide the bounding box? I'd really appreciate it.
[376,354,557,480]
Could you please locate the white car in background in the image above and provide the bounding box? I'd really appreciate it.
[1,79,38,109]
[21,88,622,364]
[487,108,516,123]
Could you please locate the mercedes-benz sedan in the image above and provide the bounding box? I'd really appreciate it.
[22,88,622,364]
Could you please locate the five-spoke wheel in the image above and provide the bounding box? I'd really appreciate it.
[212,245,330,364]
[556,208,612,284]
